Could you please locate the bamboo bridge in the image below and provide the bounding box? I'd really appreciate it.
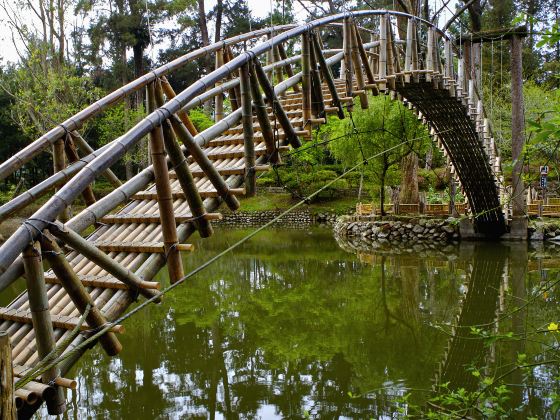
[0,10,508,417]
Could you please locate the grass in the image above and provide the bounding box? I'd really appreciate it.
[233,192,358,215]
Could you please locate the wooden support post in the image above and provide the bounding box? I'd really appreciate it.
[311,32,344,119]
[444,39,455,96]
[239,63,256,197]
[511,34,526,218]
[147,82,185,284]
[70,132,122,188]
[253,60,302,148]
[378,15,388,92]
[22,242,66,415]
[308,37,326,118]
[153,80,213,238]
[40,232,122,356]
[53,138,71,222]
[63,135,96,207]
[0,331,15,419]
[160,77,199,136]
[426,27,434,83]
[214,50,225,122]
[277,43,300,92]
[247,62,279,163]
[47,222,161,301]
[301,31,313,127]
[353,23,377,94]
[273,46,284,95]
[169,115,241,211]
[385,18,396,91]
[342,18,354,108]
[404,18,413,83]
[350,23,368,109]
[223,46,241,110]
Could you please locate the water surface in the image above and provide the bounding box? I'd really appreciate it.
[28,228,560,418]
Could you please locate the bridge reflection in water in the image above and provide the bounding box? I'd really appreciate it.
[19,229,556,418]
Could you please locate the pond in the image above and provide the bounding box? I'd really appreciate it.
[30,228,559,418]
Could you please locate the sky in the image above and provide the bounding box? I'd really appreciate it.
[0,0,457,66]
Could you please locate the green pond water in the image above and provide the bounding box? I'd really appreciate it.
[23,228,560,418]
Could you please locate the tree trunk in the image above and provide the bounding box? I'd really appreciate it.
[214,0,223,43]
[380,165,388,216]
[400,152,419,204]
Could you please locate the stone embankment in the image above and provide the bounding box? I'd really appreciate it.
[334,215,461,244]
[214,210,313,229]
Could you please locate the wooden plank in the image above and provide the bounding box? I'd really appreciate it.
[92,242,194,254]
[132,188,245,201]
[100,212,222,224]
[44,273,160,290]
[0,308,124,334]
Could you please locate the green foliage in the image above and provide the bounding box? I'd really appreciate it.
[95,102,146,146]
[188,108,214,132]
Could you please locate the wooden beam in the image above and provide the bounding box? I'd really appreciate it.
[169,115,241,211]
[301,31,313,127]
[63,134,96,207]
[454,26,528,45]
[311,32,344,119]
[253,59,302,149]
[47,222,161,302]
[39,231,122,356]
[147,82,184,284]
[239,63,256,197]
[160,77,198,136]
[22,242,66,415]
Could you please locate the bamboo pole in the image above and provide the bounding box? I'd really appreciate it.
[427,27,434,82]
[47,222,160,301]
[342,18,354,109]
[308,38,326,118]
[252,59,302,148]
[301,31,313,126]
[311,33,344,119]
[379,15,388,92]
[53,139,71,222]
[404,18,413,83]
[153,80,213,238]
[385,17,396,91]
[63,135,96,207]
[247,63,279,164]
[239,63,256,197]
[169,115,241,211]
[22,242,66,415]
[353,23,378,95]
[70,132,122,188]
[349,22,368,109]
[160,77,199,136]
[40,232,122,356]
[0,331,15,419]
[223,46,241,111]
[214,50,225,122]
[277,43,300,92]
[273,46,284,96]
[147,82,184,284]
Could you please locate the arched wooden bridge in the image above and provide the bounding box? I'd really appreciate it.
[0,10,506,416]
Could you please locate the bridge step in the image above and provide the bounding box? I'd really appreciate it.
[44,273,160,290]
[0,307,124,333]
[132,187,245,201]
[202,145,289,160]
[174,164,270,176]
[99,212,222,224]
[92,241,194,253]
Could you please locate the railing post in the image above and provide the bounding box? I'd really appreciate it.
[214,49,224,122]
[0,331,15,419]
[239,63,256,197]
[378,14,388,92]
[22,242,66,415]
[301,31,313,128]
[404,18,414,83]
[147,82,184,284]
[350,22,368,109]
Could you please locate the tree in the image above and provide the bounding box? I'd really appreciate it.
[327,96,430,214]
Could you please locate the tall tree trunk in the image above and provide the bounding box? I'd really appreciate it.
[400,152,419,204]
[198,0,210,47]
[214,0,223,43]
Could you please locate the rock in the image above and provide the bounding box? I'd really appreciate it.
[412,224,424,234]
[442,225,455,234]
